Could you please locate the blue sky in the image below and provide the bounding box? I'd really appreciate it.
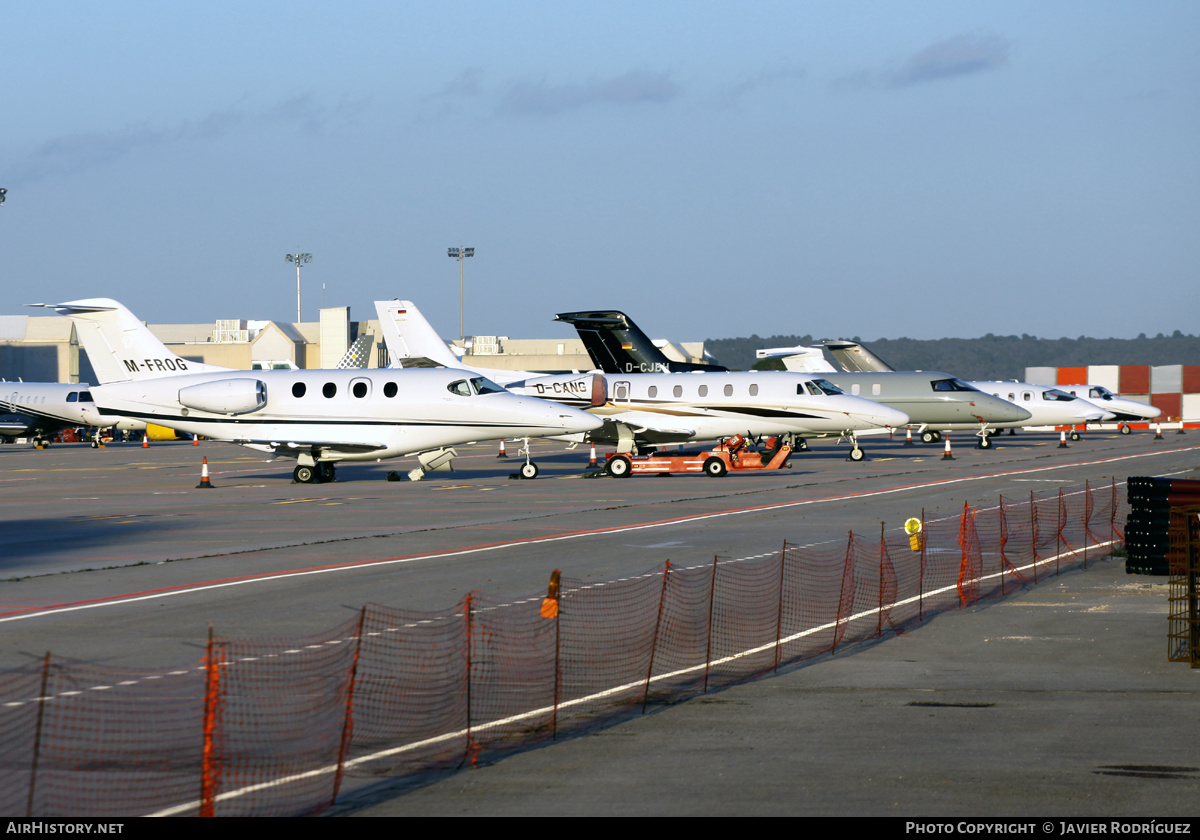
[3,1,1197,343]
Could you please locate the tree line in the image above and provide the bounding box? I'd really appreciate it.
[704,332,1200,381]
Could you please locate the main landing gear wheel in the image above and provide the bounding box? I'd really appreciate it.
[293,465,316,484]
[1119,424,1131,436]
[849,447,865,461]
[519,461,539,480]
[607,455,632,478]
[318,462,336,483]
[1069,431,1082,442]
[703,457,728,477]
[920,430,940,444]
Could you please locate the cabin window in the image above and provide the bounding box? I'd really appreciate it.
[323,382,337,398]
[851,384,861,396]
[351,380,369,399]
[470,377,505,395]
[293,382,307,398]
[698,384,708,397]
[673,385,683,398]
[931,378,976,392]
[448,380,472,397]
[724,384,733,397]
[1023,392,1031,401]
[749,384,759,396]
[648,386,658,398]
[384,382,398,398]
[872,383,881,396]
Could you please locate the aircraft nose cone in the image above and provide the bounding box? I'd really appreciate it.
[526,398,602,433]
[877,405,910,428]
[995,400,1033,423]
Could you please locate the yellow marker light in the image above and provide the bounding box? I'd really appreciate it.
[904,517,923,551]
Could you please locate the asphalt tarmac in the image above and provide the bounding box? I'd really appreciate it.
[2,428,1198,816]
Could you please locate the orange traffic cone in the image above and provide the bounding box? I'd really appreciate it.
[1058,431,1069,448]
[497,439,508,458]
[192,434,200,445]
[195,456,215,489]
[142,433,149,448]
[588,443,598,468]
[941,436,954,460]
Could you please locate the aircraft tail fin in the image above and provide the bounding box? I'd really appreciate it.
[335,333,374,369]
[29,298,228,383]
[374,300,461,369]
[554,310,727,374]
[820,340,896,373]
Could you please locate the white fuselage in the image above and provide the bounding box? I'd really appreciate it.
[970,382,1114,427]
[90,368,603,462]
[1055,385,1162,422]
[511,371,910,441]
[0,382,148,436]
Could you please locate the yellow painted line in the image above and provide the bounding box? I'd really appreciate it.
[270,498,332,505]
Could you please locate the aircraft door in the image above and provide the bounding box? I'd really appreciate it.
[614,380,631,406]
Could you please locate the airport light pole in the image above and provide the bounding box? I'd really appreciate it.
[447,245,474,341]
[285,252,312,322]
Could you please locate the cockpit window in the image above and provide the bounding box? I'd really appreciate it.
[1089,387,1113,400]
[79,391,93,402]
[470,377,506,395]
[66,392,78,403]
[931,378,977,392]
[810,378,844,395]
[1042,389,1075,402]
[448,380,472,397]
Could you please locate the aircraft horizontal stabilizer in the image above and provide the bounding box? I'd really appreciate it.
[392,356,449,370]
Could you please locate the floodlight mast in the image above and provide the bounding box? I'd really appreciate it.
[285,252,312,322]
[447,245,475,341]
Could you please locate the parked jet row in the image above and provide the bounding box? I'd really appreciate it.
[377,300,910,461]
[809,340,1141,437]
[32,299,602,483]
[553,310,1031,449]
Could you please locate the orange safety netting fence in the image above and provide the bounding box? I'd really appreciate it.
[0,480,1125,817]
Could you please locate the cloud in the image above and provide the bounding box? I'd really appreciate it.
[498,69,682,116]
[439,68,484,98]
[713,65,804,109]
[888,34,1012,87]
[9,95,340,185]
[833,33,1012,91]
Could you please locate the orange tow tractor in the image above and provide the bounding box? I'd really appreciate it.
[598,434,794,478]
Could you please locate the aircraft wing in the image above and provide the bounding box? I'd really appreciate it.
[234,439,391,458]
[594,413,697,445]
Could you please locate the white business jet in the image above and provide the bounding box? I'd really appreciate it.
[376,300,911,463]
[34,299,602,483]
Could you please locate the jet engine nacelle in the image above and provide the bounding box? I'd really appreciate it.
[516,372,608,408]
[177,378,267,416]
